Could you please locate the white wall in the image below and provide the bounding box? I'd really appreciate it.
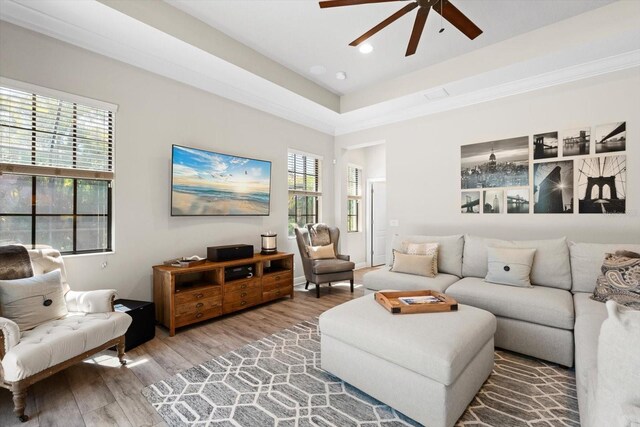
[0,22,335,299]
[336,69,640,245]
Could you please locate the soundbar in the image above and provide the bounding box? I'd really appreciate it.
[207,244,254,262]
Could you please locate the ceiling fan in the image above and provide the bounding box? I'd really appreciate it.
[319,0,482,56]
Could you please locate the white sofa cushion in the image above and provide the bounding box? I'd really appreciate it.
[363,269,459,292]
[319,294,496,385]
[462,235,572,290]
[390,234,464,277]
[445,277,574,330]
[593,301,640,427]
[569,242,640,294]
[0,270,68,331]
[573,292,608,424]
[1,311,132,382]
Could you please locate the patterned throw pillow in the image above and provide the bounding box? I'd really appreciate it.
[591,251,640,309]
[401,241,439,274]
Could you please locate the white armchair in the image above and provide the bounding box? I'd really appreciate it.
[0,249,132,422]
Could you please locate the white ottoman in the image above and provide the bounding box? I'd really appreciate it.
[319,294,496,427]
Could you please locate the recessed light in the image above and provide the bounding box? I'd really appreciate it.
[310,65,326,75]
[358,43,373,54]
[335,71,347,80]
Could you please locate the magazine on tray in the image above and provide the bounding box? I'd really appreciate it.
[398,295,443,305]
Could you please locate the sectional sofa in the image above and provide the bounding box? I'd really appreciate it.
[362,234,640,426]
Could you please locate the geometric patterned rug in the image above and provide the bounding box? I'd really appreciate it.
[142,318,580,427]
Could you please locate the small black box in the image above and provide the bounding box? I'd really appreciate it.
[207,244,254,262]
[113,299,155,351]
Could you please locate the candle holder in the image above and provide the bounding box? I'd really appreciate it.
[261,232,277,255]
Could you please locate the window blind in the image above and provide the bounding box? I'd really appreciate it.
[287,152,321,194]
[0,85,114,180]
[348,166,362,197]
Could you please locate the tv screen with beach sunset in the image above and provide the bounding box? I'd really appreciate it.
[171,145,271,216]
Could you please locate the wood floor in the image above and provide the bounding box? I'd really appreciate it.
[0,269,374,427]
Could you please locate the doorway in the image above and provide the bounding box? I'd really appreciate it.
[369,180,387,267]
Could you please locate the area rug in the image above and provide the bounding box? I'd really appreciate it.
[142,319,580,427]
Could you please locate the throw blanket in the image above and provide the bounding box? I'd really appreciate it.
[308,223,332,246]
[0,245,33,280]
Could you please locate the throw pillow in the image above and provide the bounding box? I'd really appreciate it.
[591,251,640,309]
[401,241,439,273]
[307,244,336,260]
[485,247,537,288]
[390,250,436,278]
[0,270,68,331]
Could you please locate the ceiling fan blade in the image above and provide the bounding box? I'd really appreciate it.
[320,0,406,9]
[436,0,482,39]
[349,2,418,46]
[405,6,429,56]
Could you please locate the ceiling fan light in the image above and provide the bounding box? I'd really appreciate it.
[358,43,374,54]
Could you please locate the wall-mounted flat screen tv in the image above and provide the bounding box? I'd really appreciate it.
[171,145,271,216]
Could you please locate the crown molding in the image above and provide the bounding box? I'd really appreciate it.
[2,0,638,138]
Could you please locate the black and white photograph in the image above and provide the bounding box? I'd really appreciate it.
[577,155,626,214]
[595,121,626,154]
[562,127,590,157]
[483,189,503,214]
[506,189,530,214]
[461,191,481,213]
[461,137,529,189]
[533,131,559,160]
[534,161,574,213]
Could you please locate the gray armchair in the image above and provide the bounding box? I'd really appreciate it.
[295,224,355,298]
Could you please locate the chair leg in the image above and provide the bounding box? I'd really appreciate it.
[305,281,309,290]
[117,336,127,366]
[350,278,354,293]
[316,283,320,298]
[11,382,28,422]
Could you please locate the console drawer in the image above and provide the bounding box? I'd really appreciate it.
[263,287,290,302]
[224,278,260,294]
[175,296,222,316]
[175,286,221,304]
[223,290,261,314]
[175,306,222,327]
[262,272,292,287]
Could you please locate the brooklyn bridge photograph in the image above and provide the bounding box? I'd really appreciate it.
[533,131,558,160]
[595,121,626,154]
[507,189,530,214]
[577,155,626,214]
[534,161,574,213]
[461,137,529,189]
[562,127,590,157]
[460,191,480,214]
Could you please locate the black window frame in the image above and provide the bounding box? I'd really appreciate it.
[0,175,113,255]
[287,152,321,236]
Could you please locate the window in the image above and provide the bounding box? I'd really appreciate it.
[347,165,362,232]
[0,82,115,254]
[288,151,321,236]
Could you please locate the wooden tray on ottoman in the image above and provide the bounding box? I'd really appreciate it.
[375,290,458,314]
